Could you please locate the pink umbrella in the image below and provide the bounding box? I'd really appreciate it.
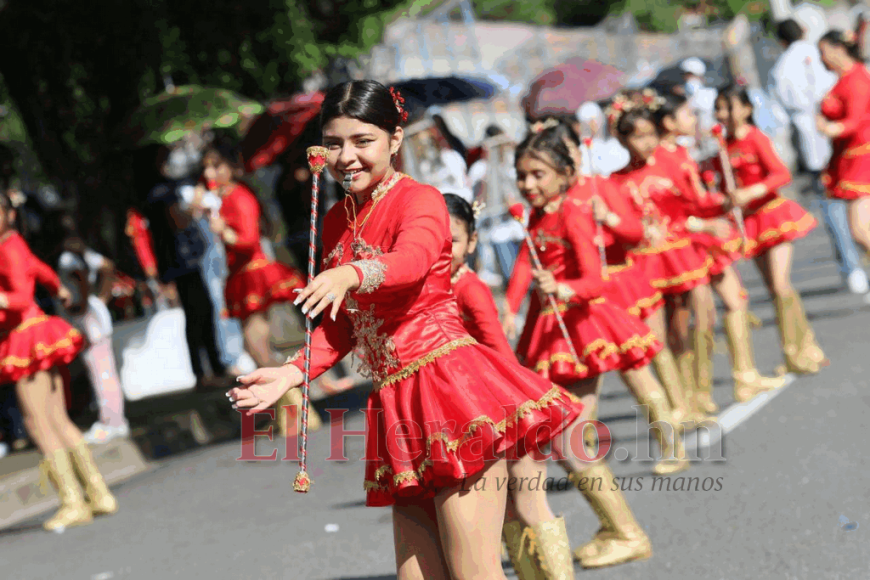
[522,58,625,120]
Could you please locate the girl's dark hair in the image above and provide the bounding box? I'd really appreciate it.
[716,85,756,126]
[443,193,476,235]
[515,122,576,176]
[652,94,689,134]
[206,132,245,176]
[776,19,804,46]
[205,132,274,238]
[820,29,862,61]
[614,107,656,139]
[320,80,403,134]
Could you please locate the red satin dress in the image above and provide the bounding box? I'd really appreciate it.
[284,174,582,507]
[505,194,660,386]
[655,143,742,276]
[611,157,712,294]
[220,183,304,320]
[820,63,870,199]
[0,232,84,383]
[713,126,816,258]
[568,177,664,319]
[451,264,518,363]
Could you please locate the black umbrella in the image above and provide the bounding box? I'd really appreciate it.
[392,75,498,118]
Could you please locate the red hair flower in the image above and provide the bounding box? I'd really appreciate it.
[389,87,409,124]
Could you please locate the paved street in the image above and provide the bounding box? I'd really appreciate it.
[4,187,870,580]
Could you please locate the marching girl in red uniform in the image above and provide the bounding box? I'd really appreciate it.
[817,30,870,261]
[0,191,117,531]
[501,125,676,569]
[654,94,785,410]
[714,86,826,375]
[202,139,322,436]
[230,80,583,580]
[445,193,572,579]
[607,96,715,422]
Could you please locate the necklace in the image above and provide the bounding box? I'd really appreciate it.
[345,172,406,254]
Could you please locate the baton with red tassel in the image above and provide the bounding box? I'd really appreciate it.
[508,203,585,374]
[710,124,748,256]
[293,146,329,494]
[581,138,609,280]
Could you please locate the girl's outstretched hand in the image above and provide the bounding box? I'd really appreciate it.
[228,366,304,417]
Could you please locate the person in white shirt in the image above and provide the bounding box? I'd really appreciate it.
[57,220,130,444]
[575,101,630,176]
[680,57,720,161]
[770,18,868,294]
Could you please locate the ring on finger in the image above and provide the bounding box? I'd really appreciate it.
[326,292,337,302]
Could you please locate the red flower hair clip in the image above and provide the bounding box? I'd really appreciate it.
[389,87,409,124]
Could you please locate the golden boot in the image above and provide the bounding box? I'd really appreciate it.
[41,449,93,531]
[723,311,787,402]
[573,463,652,569]
[790,292,829,368]
[774,294,820,374]
[676,350,710,426]
[637,391,690,475]
[276,389,322,437]
[531,516,575,580]
[650,349,689,425]
[69,440,118,516]
[693,328,718,414]
[569,471,611,562]
[502,520,545,580]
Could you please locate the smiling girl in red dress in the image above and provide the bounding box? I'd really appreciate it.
[0,190,117,532]
[713,86,825,376]
[229,80,583,580]
[503,123,684,569]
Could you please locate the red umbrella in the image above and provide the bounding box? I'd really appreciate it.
[240,91,324,172]
[522,58,625,120]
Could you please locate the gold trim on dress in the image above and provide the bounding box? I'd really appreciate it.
[363,385,571,492]
[837,181,870,195]
[633,237,691,255]
[627,292,664,317]
[606,258,633,276]
[844,142,870,159]
[743,213,816,253]
[374,337,478,390]
[350,259,387,294]
[649,257,712,289]
[539,297,604,316]
[241,259,270,273]
[0,328,81,369]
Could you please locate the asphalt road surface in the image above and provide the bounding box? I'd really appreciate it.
[4,189,869,580]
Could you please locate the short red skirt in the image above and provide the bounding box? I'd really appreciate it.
[0,315,84,383]
[631,237,712,295]
[516,295,661,385]
[604,259,664,320]
[690,227,743,277]
[824,141,870,200]
[742,197,816,259]
[364,340,583,507]
[225,259,305,320]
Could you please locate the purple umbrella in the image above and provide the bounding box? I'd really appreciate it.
[522,58,625,120]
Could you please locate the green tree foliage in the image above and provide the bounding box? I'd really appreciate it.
[0,0,410,260]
